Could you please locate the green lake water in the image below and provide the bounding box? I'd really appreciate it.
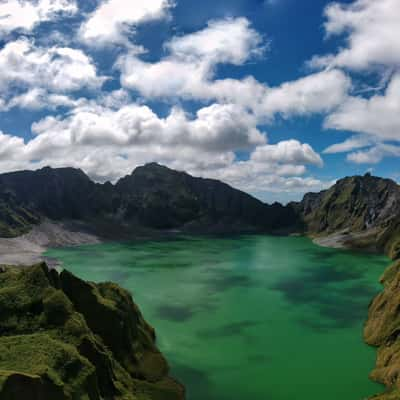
[45,235,388,400]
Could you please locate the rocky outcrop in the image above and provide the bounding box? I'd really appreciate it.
[0,263,184,400]
[293,173,400,257]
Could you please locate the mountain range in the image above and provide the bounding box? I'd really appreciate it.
[0,163,399,259]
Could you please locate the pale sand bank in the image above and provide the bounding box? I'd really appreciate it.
[0,221,100,267]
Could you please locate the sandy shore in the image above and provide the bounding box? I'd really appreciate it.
[312,232,349,249]
[0,220,101,267]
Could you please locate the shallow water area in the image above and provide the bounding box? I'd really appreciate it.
[45,235,387,400]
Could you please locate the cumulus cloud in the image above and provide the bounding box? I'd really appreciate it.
[251,140,323,167]
[80,0,173,46]
[29,102,265,154]
[118,18,349,119]
[0,39,103,92]
[0,0,77,37]
[309,0,400,70]
[0,130,24,159]
[260,69,351,117]
[118,17,265,97]
[0,38,105,110]
[325,74,400,142]
[166,17,265,64]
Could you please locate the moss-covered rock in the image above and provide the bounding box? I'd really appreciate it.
[0,263,184,400]
[365,260,400,399]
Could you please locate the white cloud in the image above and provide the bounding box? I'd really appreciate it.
[118,18,350,120]
[309,0,400,70]
[0,38,104,110]
[0,130,24,159]
[325,74,400,142]
[0,0,77,36]
[80,0,173,46]
[347,144,400,164]
[118,17,265,98]
[323,135,374,154]
[3,88,83,110]
[260,69,351,117]
[0,39,103,92]
[200,157,329,199]
[251,140,323,167]
[29,102,265,153]
[166,17,265,65]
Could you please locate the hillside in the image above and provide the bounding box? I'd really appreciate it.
[0,263,184,400]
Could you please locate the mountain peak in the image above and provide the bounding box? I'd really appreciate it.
[131,162,181,176]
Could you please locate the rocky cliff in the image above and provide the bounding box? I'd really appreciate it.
[293,173,400,259]
[0,263,184,400]
[365,259,400,400]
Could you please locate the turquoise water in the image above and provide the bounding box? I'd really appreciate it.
[45,235,388,400]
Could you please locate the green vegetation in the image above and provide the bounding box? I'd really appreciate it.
[365,259,400,399]
[0,264,184,400]
[0,191,40,237]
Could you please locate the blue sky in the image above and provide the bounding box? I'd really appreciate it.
[0,0,399,203]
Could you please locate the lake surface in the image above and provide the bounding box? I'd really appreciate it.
[45,235,388,400]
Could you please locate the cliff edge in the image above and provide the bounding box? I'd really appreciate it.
[0,263,184,400]
[365,259,400,399]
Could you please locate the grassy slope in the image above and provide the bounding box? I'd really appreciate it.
[0,264,184,400]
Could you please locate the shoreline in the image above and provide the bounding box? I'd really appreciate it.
[0,220,101,267]
[0,223,387,267]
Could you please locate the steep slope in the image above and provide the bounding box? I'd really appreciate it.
[0,189,40,237]
[294,173,400,257]
[0,263,184,400]
[365,260,400,400]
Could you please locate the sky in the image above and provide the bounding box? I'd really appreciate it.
[0,0,399,203]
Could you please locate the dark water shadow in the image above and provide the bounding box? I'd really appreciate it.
[197,320,261,339]
[172,362,273,400]
[204,274,257,294]
[156,304,196,322]
[155,295,219,322]
[272,261,380,331]
[171,363,218,400]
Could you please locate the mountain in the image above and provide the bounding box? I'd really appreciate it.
[293,173,400,259]
[0,163,296,237]
[115,163,296,231]
[0,263,184,400]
